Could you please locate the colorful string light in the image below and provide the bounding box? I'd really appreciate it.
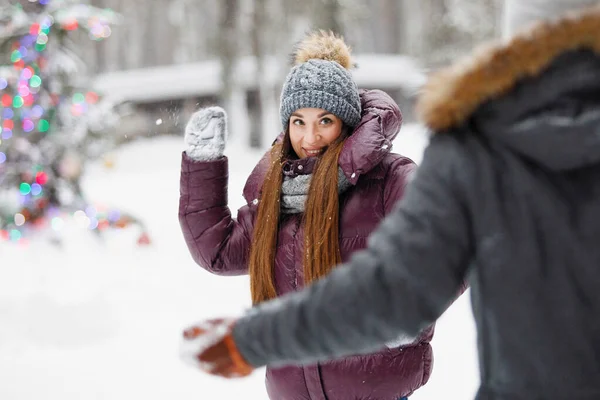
[0,2,148,245]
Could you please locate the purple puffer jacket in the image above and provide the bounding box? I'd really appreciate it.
[179,89,433,400]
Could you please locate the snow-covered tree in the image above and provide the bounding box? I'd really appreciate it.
[414,0,502,66]
[0,0,147,244]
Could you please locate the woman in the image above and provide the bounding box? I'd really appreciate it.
[179,31,427,400]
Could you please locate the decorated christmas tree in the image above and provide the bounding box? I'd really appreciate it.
[0,0,147,245]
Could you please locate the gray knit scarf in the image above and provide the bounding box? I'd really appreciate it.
[281,167,352,214]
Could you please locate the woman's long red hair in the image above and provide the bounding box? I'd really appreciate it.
[248,127,349,305]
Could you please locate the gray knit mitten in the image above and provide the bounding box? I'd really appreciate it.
[184,106,228,161]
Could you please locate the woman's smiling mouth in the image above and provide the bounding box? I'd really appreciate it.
[303,148,324,157]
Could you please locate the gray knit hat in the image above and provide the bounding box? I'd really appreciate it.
[280,31,361,129]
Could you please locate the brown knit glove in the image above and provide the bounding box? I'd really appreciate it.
[180,318,254,378]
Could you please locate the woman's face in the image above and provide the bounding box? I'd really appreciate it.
[289,108,343,159]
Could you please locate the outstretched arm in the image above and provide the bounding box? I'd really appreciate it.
[232,134,475,367]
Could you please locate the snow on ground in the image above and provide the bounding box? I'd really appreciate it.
[0,124,478,399]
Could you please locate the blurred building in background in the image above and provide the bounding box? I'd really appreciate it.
[85,0,503,148]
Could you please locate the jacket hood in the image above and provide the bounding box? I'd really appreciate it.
[416,4,600,171]
[337,88,402,183]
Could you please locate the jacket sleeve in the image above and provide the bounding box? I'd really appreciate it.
[179,152,254,276]
[383,156,417,215]
[385,154,469,298]
[232,133,475,367]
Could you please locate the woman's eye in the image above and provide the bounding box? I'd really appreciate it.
[320,118,332,125]
[292,119,304,126]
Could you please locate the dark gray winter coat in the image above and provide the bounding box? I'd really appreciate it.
[231,7,600,400]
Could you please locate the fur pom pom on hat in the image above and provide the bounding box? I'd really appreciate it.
[293,30,354,68]
[280,31,361,129]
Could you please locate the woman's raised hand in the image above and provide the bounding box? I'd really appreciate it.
[184,106,228,161]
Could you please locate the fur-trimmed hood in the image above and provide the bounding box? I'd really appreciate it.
[417,4,600,171]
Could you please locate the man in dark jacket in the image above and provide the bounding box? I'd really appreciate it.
[180,2,600,399]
